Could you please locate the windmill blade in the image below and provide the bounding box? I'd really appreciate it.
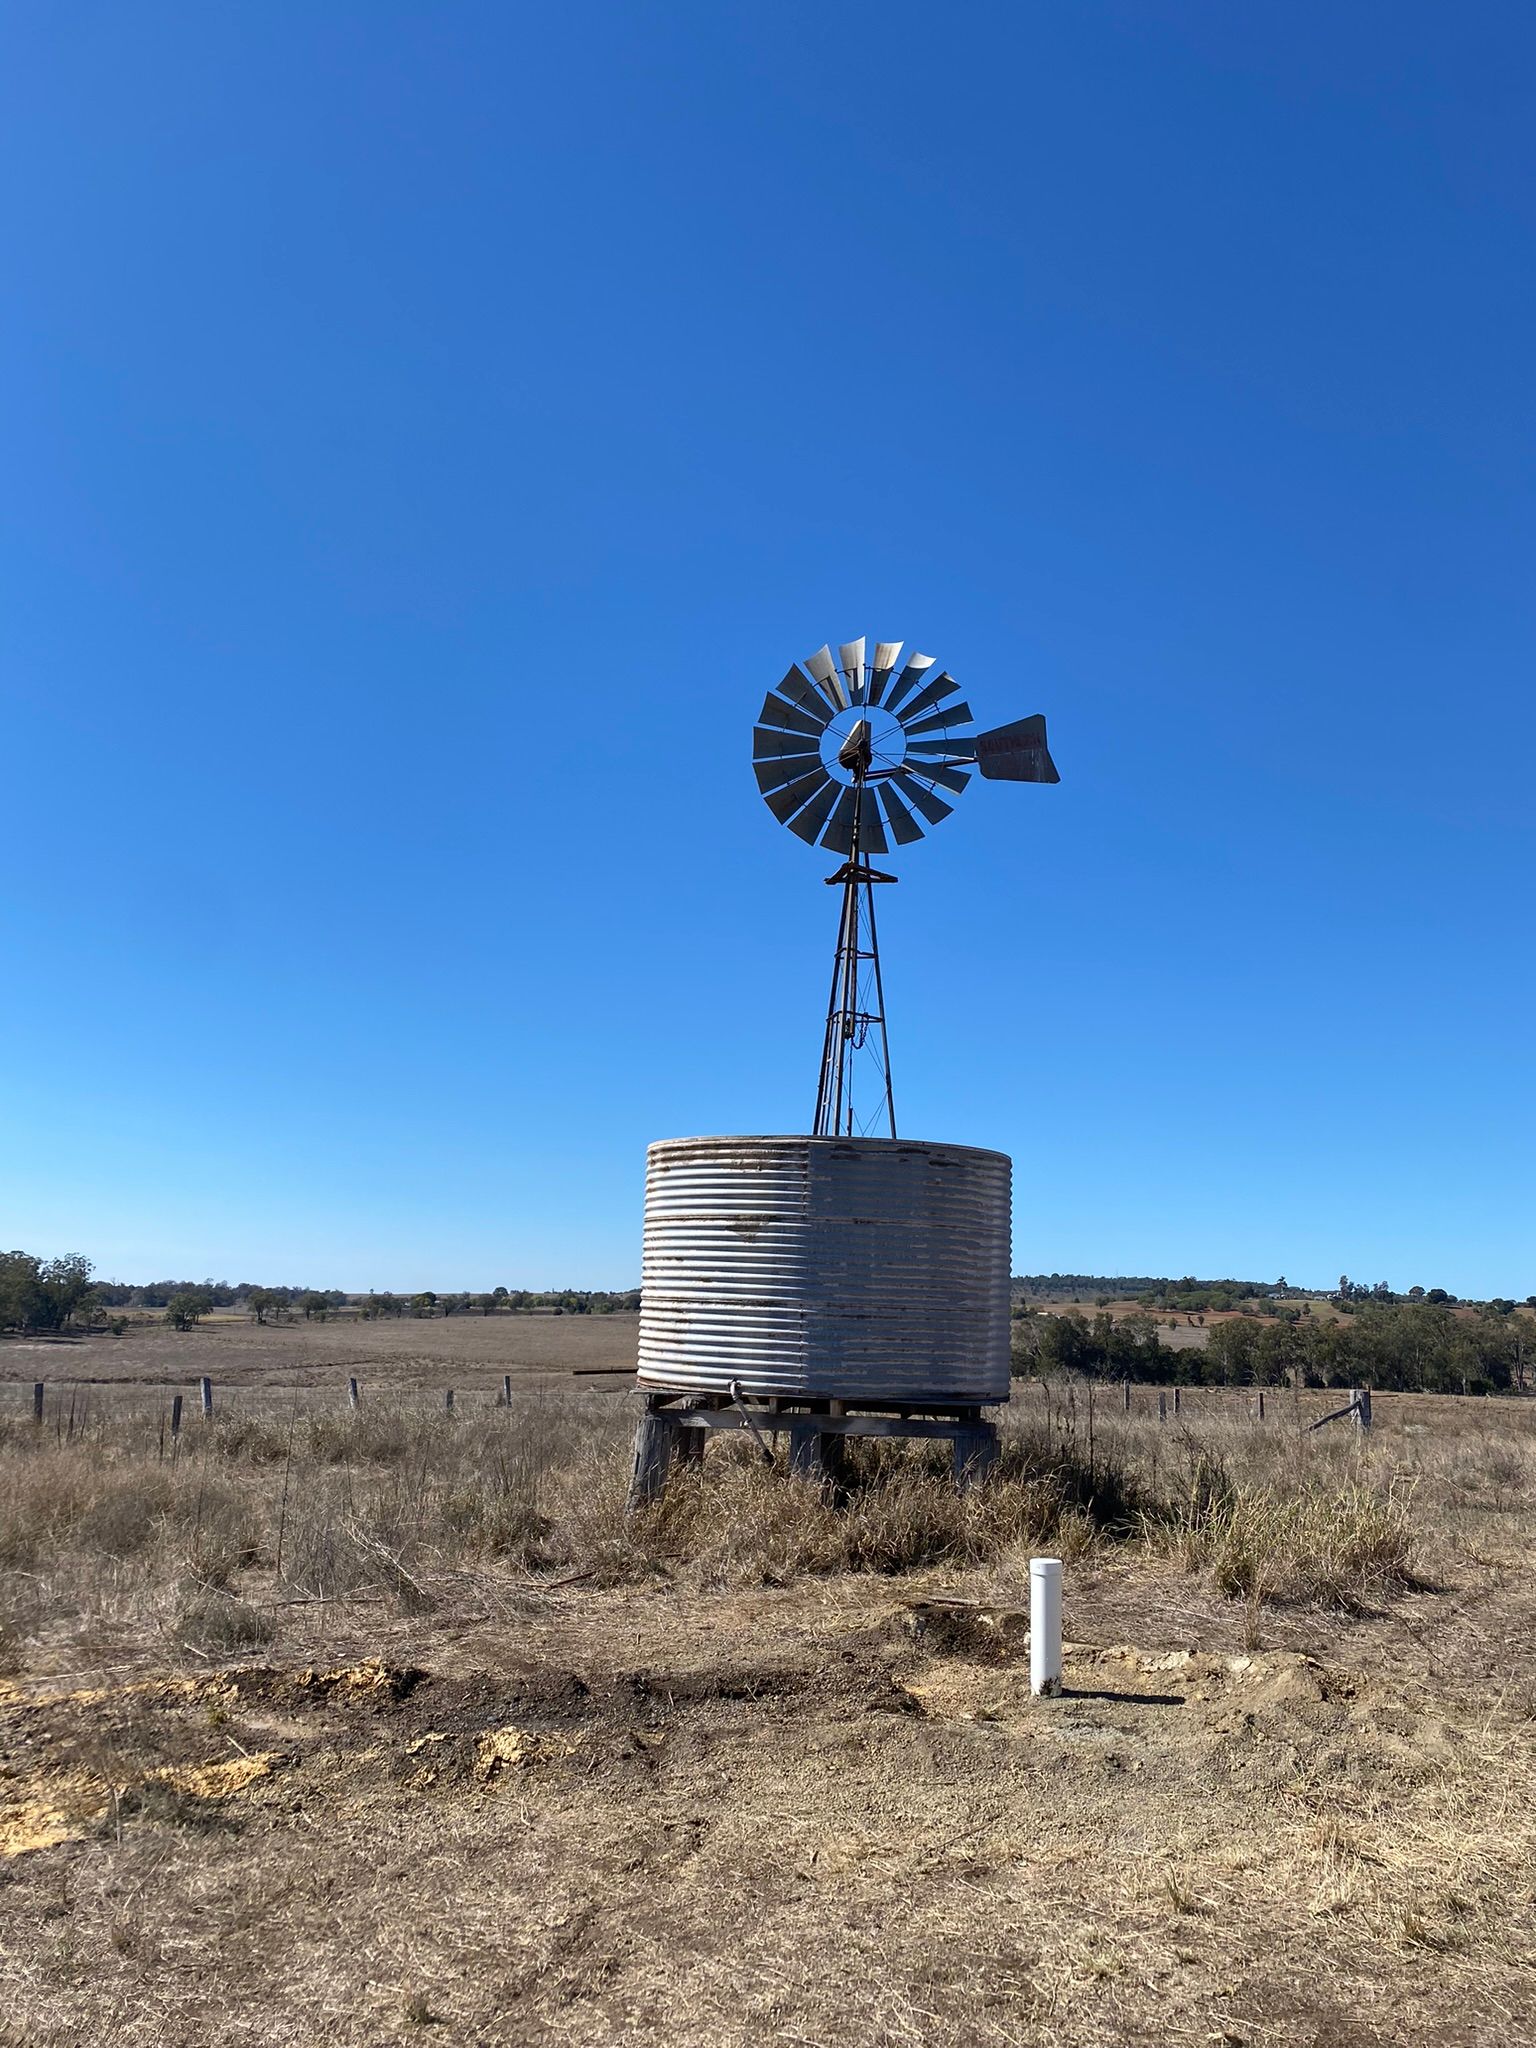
[773,663,837,724]
[856,785,888,854]
[892,772,955,826]
[753,726,823,762]
[819,785,861,854]
[838,638,867,705]
[882,654,936,716]
[877,781,926,845]
[787,776,843,844]
[904,700,974,738]
[758,691,826,739]
[906,736,977,760]
[754,751,823,791]
[976,713,1061,783]
[905,759,971,795]
[895,672,961,725]
[867,641,904,706]
[804,644,850,712]
[764,769,833,823]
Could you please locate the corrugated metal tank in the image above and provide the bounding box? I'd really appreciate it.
[638,1135,1012,1404]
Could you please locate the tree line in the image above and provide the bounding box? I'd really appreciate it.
[1014,1300,1535,1395]
[0,1253,640,1335]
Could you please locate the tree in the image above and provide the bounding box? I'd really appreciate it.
[412,1291,437,1317]
[165,1290,208,1331]
[0,1251,41,1331]
[0,1251,97,1332]
[248,1288,278,1325]
[299,1291,331,1322]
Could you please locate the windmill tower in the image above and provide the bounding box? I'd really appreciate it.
[751,637,1059,1138]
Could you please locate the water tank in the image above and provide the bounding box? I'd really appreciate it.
[638,1135,1012,1405]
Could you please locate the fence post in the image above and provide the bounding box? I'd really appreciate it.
[200,1376,214,1420]
[501,1373,512,1407]
[1158,1390,1167,1423]
[1173,1386,1181,1415]
[348,1377,360,1409]
[1353,1387,1372,1431]
[171,1393,183,1440]
[33,1382,44,1426]
[1122,1381,1131,1414]
[444,1388,455,1414]
[1255,1389,1266,1422]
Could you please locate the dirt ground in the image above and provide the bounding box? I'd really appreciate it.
[4,1553,1533,2046]
[1,1350,1533,2046]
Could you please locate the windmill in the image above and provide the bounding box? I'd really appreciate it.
[753,636,1060,1140]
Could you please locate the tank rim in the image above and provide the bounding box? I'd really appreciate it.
[645,1133,1012,1166]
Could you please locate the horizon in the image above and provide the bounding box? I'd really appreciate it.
[28,1258,1527,1309]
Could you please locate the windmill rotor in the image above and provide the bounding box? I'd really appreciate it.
[753,641,1013,858]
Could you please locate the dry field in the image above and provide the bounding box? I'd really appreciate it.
[1,1330,1534,2047]
[0,1308,640,1397]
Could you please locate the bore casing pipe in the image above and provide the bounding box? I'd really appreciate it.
[1030,1557,1063,1698]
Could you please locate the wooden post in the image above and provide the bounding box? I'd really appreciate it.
[788,1421,826,1481]
[501,1373,512,1407]
[953,1422,999,1490]
[348,1377,360,1409]
[200,1376,213,1420]
[443,1388,454,1414]
[1255,1388,1266,1421]
[1173,1386,1181,1415]
[1353,1387,1372,1431]
[1122,1381,1131,1414]
[674,1424,706,1468]
[170,1393,183,1440]
[32,1382,44,1425]
[1157,1390,1167,1423]
[628,1403,677,1507]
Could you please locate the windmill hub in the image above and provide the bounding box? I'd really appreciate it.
[823,706,904,781]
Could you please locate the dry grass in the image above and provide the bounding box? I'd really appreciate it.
[0,1384,1456,1665]
[2,1368,1534,2046]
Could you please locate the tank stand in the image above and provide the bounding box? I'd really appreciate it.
[627,1390,999,1508]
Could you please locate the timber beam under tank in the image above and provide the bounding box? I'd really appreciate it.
[626,1388,999,1506]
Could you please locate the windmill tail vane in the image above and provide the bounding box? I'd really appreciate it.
[751,636,1061,1140]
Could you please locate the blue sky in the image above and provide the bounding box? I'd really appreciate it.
[3,2,1533,1294]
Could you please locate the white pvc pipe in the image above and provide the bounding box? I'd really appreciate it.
[1030,1557,1063,1697]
